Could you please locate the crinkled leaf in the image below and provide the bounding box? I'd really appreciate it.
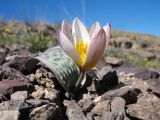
[26,46,86,95]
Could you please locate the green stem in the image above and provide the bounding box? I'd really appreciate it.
[75,70,85,89]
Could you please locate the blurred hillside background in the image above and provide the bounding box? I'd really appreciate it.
[0,0,160,35]
[0,0,160,71]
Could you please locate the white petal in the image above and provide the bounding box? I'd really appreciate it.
[58,30,80,64]
[103,23,111,46]
[61,19,73,42]
[89,21,101,40]
[72,17,90,46]
[83,29,106,71]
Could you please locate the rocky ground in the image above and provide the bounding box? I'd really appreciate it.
[0,21,160,120]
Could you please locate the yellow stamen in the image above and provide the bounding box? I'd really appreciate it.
[75,39,88,67]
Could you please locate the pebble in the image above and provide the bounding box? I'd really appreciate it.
[11,91,28,101]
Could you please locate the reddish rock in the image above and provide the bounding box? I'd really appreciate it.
[101,86,141,104]
[0,66,29,82]
[0,80,33,96]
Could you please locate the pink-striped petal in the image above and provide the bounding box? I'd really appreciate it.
[72,17,90,46]
[58,30,80,64]
[103,23,111,46]
[83,29,106,71]
[61,19,73,43]
[89,21,101,40]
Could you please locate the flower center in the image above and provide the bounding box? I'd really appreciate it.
[75,39,88,67]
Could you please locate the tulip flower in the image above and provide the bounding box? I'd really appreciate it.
[58,18,111,71]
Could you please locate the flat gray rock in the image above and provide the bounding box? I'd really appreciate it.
[29,104,58,120]
[0,110,20,120]
[64,100,87,120]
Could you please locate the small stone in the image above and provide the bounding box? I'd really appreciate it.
[0,110,20,120]
[79,99,94,112]
[34,85,41,90]
[101,86,141,104]
[94,116,101,120]
[127,93,160,120]
[11,91,28,101]
[116,65,159,80]
[45,79,54,88]
[26,99,49,107]
[0,80,33,96]
[111,97,126,113]
[5,55,17,61]
[65,92,70,98]
[118,72,149,93]
[34,67,54,88]
[78,93,94,112]
[65,100,87,120]
[0,100,29,111]
[101,112,115,120]
[63,100,70,106]
[29,104,58,120]
[44,88,59,101]
[31,88,45,99]
[93,96,102,103]
[127,103,160,120]
[91,100,110,115]
[48,72,55,79]
[101,112,130,120]
[105,57,123,67]
[27,74,35,82]
[111,97,129,120]
[0,66,29,82]
[86,112,94,120]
